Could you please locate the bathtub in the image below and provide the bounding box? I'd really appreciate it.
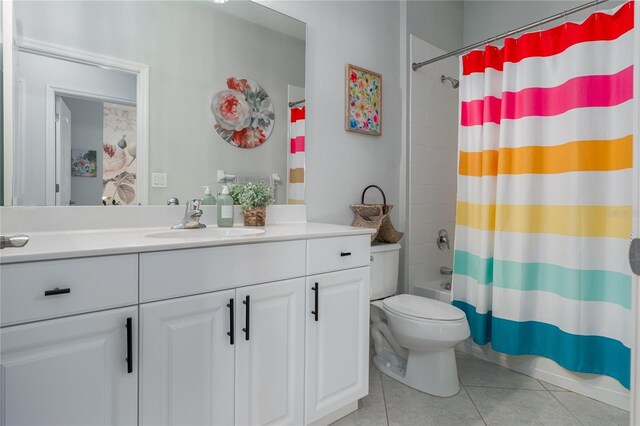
[412,279,452,303]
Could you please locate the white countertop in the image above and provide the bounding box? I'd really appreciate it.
[0,222,375,264]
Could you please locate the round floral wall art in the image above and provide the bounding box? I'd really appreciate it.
[211,77,275,149]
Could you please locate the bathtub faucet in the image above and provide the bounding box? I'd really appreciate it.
[440,266,453,276]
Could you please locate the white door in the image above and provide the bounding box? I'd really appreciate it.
[0,307,138,426]
[235,278,305,426]
[305,267,370,424]
[139,289,235,426]
[55,96,71,206]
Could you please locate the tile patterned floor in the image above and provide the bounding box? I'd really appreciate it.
[333,351,629,426]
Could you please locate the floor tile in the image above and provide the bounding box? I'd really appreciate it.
[331,379,388,426]
[466,386,579,425]
[540,380,568,392]
[382,378,485,426]
[457,353,545,390]
[551,391,629,426]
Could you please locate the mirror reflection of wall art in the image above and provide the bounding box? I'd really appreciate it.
[345,64,382,136]
[102,103,138,205]
[211,77,275,149]
[71,149,97,177]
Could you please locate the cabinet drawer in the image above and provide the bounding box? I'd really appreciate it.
[306,235,370,275]
[140,240,306,302]
[1,255,138,326]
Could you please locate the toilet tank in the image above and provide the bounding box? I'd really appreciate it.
[370,243,401,300]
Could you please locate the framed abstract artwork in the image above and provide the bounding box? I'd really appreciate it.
[345,64,382,136]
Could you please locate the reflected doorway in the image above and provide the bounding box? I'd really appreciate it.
[55,94,137,206]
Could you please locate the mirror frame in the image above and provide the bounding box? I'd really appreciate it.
[2,0,150,205]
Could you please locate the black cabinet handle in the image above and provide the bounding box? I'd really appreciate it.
[227,298,234,345]
[340,252,352,257]
[44,287,71,296]
[125,317,133,374]
[311,283,319,322]
[242,295,250,341]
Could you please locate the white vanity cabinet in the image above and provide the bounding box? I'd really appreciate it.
[139,290,236,426]
[0,228,371,426]
[235,279,305,426]
[0,254,139,426]
[140,279,305,426]
[0,306,138,426]
[305,268,370,424]
[304,236,371,424]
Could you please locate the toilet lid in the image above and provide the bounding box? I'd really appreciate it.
[383,294,465,321]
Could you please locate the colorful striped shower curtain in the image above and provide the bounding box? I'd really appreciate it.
[452,2,634,388]
[288,106,305,204]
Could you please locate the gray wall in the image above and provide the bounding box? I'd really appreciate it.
[463,1,626,46]
[259,1,403,224]
[14,1,305,206]
[407,1,464,52]
[64,97,104,206]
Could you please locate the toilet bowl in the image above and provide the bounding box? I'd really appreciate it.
[369,244,470,397]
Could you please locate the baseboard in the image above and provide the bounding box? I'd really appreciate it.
[309,401,358,426]
[457,341,630,411]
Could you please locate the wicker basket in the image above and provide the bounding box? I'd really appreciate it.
[351,205,386,242]
[243,206,266,226]
[351,185,404,244]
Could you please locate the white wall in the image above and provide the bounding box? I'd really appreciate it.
[463,1,626,46]
[64,97,104,206]
[14,1,305,206]
[15,52,136,205]
[407,36,459,294]
[257,1,403,224]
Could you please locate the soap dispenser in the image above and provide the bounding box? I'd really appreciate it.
[201,186,216,205]
[217,185,234,227]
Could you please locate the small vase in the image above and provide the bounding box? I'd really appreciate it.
[243,206,266,226]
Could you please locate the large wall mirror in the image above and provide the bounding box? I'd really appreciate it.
[2,0,306,206]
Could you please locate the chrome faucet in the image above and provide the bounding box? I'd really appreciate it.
[437,229,450,250]
[440,266,453,276]
[0,235,30,249]
[172,199,206,229]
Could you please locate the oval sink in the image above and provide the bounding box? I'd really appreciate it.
[146,227,266,239]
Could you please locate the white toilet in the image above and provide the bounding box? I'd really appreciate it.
[369,243,470,397]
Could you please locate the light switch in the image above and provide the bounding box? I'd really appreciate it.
[152,173,167,188]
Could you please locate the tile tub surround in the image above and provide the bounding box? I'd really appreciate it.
[406,35,459,293]
[334,351,629,426]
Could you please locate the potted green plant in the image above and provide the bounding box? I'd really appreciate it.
[228,182,275,226]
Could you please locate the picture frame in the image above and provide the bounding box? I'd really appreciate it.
[345,64,382,136]
[71,149,98,177]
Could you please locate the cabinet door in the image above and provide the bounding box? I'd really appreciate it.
[0,307,138,426]
[305,267,370,424]
[140,290,235,426]
[235,278,305,426]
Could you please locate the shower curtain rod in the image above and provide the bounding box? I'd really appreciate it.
[412,0,610,71]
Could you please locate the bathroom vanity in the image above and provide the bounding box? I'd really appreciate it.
[0,222,372,425]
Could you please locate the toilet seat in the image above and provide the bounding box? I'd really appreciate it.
[382,294,465,322]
